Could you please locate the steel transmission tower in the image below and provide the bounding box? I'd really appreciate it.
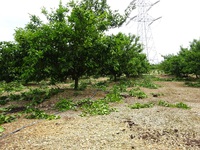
[127,0,161,64]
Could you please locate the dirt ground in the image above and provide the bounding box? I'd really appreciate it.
[0,78,200,150]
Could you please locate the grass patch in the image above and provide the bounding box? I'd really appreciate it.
[151,92,164,97]
[129,102,154,109]
[0,81,25,94]
[24,107,60,120]
[80,99,116,116]
[185,81,200,87]
[129,88,147,99]
[93,81,108,91]
[0,126,4,135]
[104,85,122,102]
[55,96,119,117]
[158,100,191,109]
[0,88,63,106]
[55,99,76,111]
[0,114,17,125]
[175,102,191,109]
[129,100,191,110]
[133,75,159,89]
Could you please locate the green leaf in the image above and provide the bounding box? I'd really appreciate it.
[0,126,4,133]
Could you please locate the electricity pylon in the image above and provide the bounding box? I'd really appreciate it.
[127,0,161,64]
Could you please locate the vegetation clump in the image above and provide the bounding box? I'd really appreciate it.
[129,102,154,109]
[128,88,147,99]
[132,76,159,89]
[158,100,191,109]
[55,99,76,111]
[129,101,191,110]
[185,81,200,87]
[24,107,60,120]
[105,85,122,102]
[80,99,116,116]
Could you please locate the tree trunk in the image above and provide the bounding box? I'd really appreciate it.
[74,77,79,90]
[114,74,117,82]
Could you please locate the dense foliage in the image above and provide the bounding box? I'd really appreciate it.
[160,39,200,78]
[0,0,149,89]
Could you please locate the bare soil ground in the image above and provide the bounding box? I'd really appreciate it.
[0,77,200,150]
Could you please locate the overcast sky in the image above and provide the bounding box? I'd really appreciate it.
[1,0,200,62]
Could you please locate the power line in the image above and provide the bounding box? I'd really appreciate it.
[127,0,161,64]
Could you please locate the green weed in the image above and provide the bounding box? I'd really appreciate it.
[185,81,200,87]
[76,98,93,107]
[129,88,147,99]
[0,126,4,135]
[118,84,127,92]
[151,93,164,97]
[158,100,191,109]
[0,88,63,106]
[0,114,16,124]
[105,85,122,102]
[80,99,116,116]
[175,102,191,109]
[129,102,154,109]
[0,96,8,105]
[93,81,108,91]
[158,100,173,107]
[133,76,159,89]
[0,81,25,93]
[24,107,60,120]
[55,99,76,111]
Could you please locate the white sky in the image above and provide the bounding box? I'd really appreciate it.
[0,0,200,62]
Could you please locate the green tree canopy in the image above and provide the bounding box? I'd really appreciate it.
[13,0,136,88]
[160,38,200,78]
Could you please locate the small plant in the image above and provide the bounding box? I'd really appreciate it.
[0,81,25,92]
[55,99,76,111]
[158,100,173,107]
[0,114,16,124]
[0,87,63,106]
[158,100,191,109]
[175,102,191,109]
[185,81,200,87]
[118,84,127,92]
[133,76,159,89]
[0,126,4,135]
[129,102,154,109]
[78,81,88,90]
[93,81,108,91]
[73,91,80,96]
[76,98,93,107]
[80,99,116,116]
[24,107,60,120]
[151,76,176,82]
[151,92,164,97]
[0,105,24,114]
[105,86,122,102]
[0,98,8,105]
[129,88,147,99]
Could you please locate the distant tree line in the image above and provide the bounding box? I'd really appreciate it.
[0,0,149,89]
[159,39,200,78]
